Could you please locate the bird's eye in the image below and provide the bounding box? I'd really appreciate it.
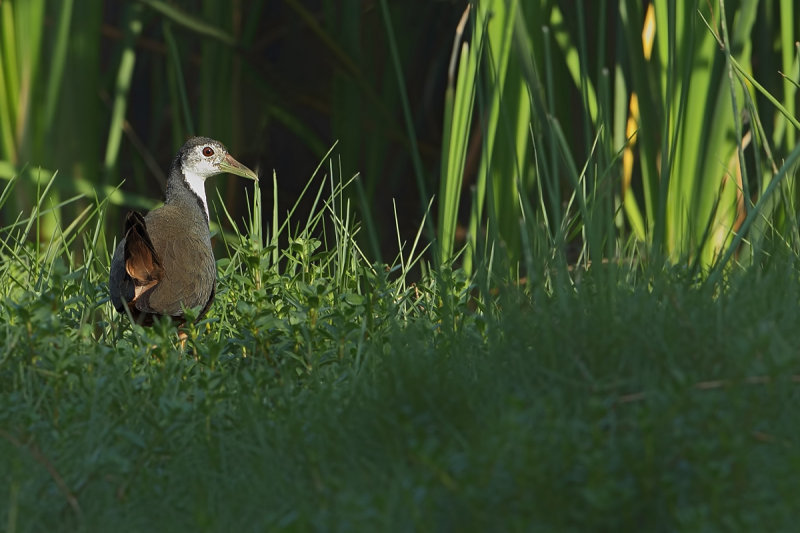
[202,146,214,157]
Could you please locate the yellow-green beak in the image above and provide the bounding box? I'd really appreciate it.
[220,152,258,181]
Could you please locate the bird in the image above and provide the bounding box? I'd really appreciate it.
[109,136,258,326]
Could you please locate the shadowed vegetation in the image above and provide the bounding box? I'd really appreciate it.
[2,1,800,530]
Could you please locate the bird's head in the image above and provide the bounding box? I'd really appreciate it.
[166,136,259,220]
[179,137,258,182]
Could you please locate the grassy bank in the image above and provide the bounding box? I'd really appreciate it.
[3,1,800,530]
[2,169,800,531]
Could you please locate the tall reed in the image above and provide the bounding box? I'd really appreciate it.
[437,0,800,276]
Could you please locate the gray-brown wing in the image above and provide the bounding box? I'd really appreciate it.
[135,207,216,317]
[109,211,164,313]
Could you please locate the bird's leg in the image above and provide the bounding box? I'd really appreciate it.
[177,330,189,353]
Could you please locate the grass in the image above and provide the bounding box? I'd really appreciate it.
[2,2,798,272]
[434,1,800,275]
[3,153,800,531]
[4,1,800,530]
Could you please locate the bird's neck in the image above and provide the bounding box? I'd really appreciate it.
[165,167,210,223]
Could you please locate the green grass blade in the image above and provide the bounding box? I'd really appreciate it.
[164,21,195,136]
[104,4,143,181]
[138,0,236,46]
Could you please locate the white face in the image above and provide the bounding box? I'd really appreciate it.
[184,143,227,180]
[173,137,255,220]
[180,142,226,220]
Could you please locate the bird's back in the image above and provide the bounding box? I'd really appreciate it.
[108,136,256,325]
[140,204,216,316]
[109,203,215,322]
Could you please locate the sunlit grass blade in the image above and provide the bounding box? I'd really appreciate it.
[439,5,482,265]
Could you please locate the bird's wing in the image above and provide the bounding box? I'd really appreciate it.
[109,236,133,312]
[122,211,165,302]
[141,232,215,316]
[130,206,216,317]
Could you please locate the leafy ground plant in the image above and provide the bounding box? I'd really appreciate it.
[3,2,800,529]
[3,150,800,531]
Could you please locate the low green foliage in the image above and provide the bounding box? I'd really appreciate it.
[3,158,800,531]
[3,2,800,530]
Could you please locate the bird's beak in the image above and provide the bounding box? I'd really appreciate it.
[220,153,258,181]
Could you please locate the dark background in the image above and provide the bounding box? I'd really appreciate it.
[105,1,466,262]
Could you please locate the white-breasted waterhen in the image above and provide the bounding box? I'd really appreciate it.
[109,136,258,325]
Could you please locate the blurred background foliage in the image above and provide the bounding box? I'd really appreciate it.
[0,0,462,262]
[1,0,799,276]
